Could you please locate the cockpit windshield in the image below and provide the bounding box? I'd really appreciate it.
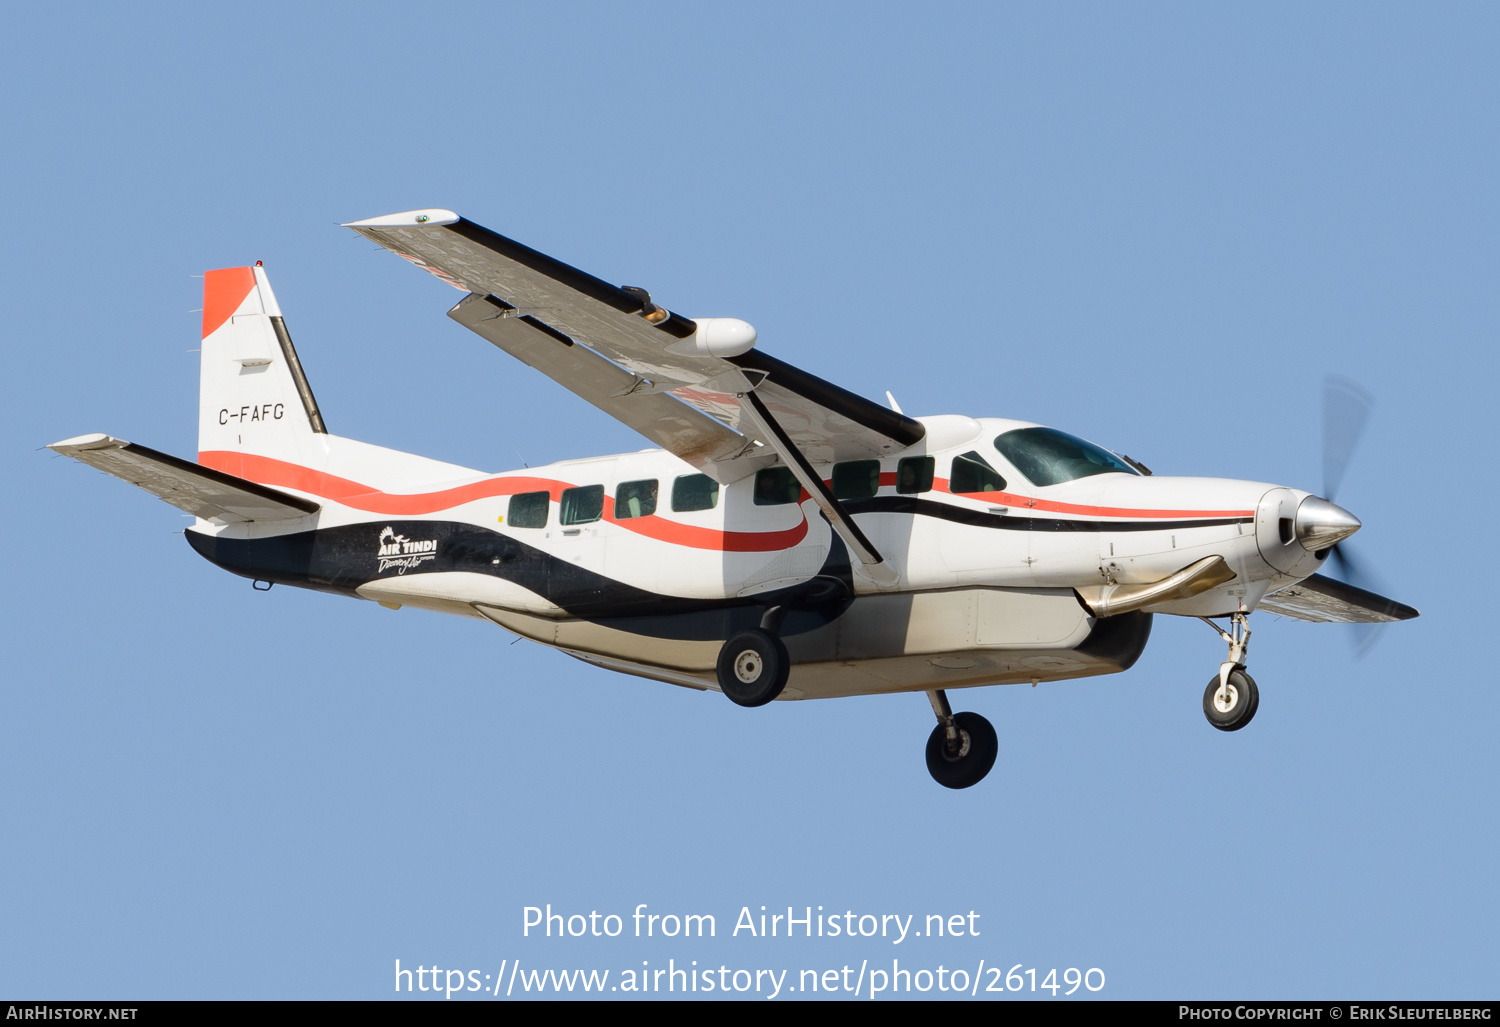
[994,427,1140,487]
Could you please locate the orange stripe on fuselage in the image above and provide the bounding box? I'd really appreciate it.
[197,451,808,553]
[199,451,1250,556]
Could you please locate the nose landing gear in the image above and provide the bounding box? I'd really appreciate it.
[1198,612,1259,732]
[924,690,998,789]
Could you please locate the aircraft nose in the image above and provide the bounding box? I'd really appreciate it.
[1295,495,1361,553]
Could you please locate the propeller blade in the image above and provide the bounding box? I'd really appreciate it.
[1349,621,1384,661]
[1323,375,1374,503]
[1328,542,1388,660]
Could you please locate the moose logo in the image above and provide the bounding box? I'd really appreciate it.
[376,526,438,575]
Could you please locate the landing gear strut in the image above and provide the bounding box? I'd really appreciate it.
[1198,612,1259,732]
[716,606,790,707]
[924,690,998,789]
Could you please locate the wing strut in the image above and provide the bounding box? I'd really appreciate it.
[736,390,896,583]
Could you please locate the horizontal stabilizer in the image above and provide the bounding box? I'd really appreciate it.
[1259,573,1419,624]
[49,433,319,524]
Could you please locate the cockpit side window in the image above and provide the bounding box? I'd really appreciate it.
[994,427,1139,487]
[949,451,1006,494]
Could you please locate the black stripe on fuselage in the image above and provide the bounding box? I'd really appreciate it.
[186,499,1238,636]
[184,515,1153,663]
[185,520,855,637]
[841,495,1251,533]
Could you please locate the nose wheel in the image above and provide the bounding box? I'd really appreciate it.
[1203,668,1259,731]
[1198,612,1260,732]
[923,690,998,789]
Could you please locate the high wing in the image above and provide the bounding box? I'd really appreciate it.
[344,210,926,487]
[49,434,319,524]
[1258,573,1419,624]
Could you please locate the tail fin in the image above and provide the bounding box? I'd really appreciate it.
[195,262,483,495]
[198,264,326,467]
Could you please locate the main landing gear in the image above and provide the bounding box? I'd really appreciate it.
[713,608,999,789]
[924,690,998,789]
[716,606,791,707]
[715,581,848,707]
[1198,612,1259,732]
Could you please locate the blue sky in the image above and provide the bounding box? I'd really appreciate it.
[2,2,1495,1000]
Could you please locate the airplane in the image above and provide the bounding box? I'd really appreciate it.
[49,209,1418,789]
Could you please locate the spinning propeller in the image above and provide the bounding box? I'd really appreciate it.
[1320,375,1388,658]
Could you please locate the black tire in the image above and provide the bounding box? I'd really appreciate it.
[925,711,998,789]
[716,629,790,707]
[1203,669,1260,732]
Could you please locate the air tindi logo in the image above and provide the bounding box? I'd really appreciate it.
[376,526,438,574]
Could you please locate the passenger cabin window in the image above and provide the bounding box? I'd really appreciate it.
[560,484,604,525]
[897,456,934,495]
[950,451,1006,494]
[831,460,880,500]
[507,490,549,529]
[754,466,800,506]
[993,427,1138,487]
[671,473,720,512]
[614,479,658,519]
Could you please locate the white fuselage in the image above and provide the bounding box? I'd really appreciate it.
[188,414,1322,700]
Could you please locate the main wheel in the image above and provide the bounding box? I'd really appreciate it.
[925,711,998,789]
[1203,669,1260,732]
[716,629,790,707]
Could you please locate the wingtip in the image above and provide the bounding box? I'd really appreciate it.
[343,209,459,229]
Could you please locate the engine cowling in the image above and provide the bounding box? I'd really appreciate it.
[1254,487,1325,578]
